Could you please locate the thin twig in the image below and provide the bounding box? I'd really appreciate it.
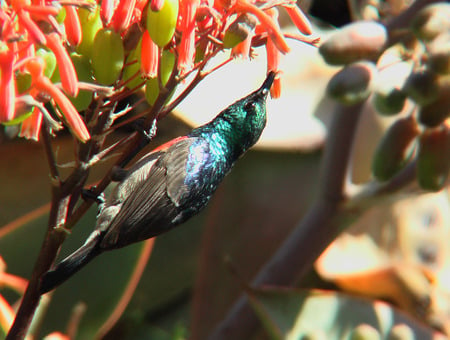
[41,123,60,183]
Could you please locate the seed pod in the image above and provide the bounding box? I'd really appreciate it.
[372,117,419,181]
[418,82,450,127]
[69,53,94,111]
[319,21,387,65]
[349,324,381,340]
[327,61,377,105]
[223,13,257,49]
[91,28,124,85]
[411,3,450,42]
[146,0,178,47]
[77,3,103,58]
[372,89,407,116]
[417,127,450,191]
[403,70,440,106]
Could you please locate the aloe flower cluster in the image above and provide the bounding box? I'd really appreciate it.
[0,0,313,142]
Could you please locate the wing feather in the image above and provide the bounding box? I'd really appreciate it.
[100,137,203,249]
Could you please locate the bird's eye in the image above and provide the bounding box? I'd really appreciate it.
[244,102,256,112]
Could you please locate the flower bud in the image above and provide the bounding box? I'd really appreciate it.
[147,0,178,47]
[327,61,377,105]
[403,70,439,106]
[69,53,94,111]
[223,13,257,49]
[417,127,450,191]
[123,39,144,89]
[77,3,103,58]
[372,89,407,116]
[418,82,450,127]
[349,324,380,340]
[388,324,414,340]
[427,34,450,75]
[411,3,450,42]
[91,28,124,85]
[145,50,175,105]
[36,49,57,79]
[319,21,387,65]
[372,117,419,181]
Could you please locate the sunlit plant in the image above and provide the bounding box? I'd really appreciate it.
[0,0,314,337]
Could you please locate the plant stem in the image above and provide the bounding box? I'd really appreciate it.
[6,185,70,340]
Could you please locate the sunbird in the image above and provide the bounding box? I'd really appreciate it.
[40,72,276,294]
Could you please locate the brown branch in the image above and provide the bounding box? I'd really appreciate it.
[6,189,70,339]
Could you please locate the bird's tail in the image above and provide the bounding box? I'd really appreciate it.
[39,233,103,294]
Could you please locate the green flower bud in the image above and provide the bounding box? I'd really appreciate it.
[403,70,440,106]
[147,0,178,47]
[319,21,387,65]
[91,28,124,85]
[327,61,377,105]
[372,117,419,181]
[77,3,103,58]
[411,3,450,42]
[417,127,450,191]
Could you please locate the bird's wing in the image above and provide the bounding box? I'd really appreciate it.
[100,137,208,249]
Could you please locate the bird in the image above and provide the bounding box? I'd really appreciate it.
[39,72,276,294]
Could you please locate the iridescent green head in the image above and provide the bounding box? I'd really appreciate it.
[215,72,275,153]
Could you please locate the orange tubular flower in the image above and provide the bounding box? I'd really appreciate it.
[26,58,90,143]
[231,35,253,58]
[141,30,159,78]
[111,0,137,33]
[233,0,290,54]
[64,5,82,46]
[46,33,79,97]
[283,4,312,36]
[178,0,200,75]
[263,7,281,98]
[16,7,47,44]
[266,38,281,97]
[22,4,60,17]
[0,49,16,122]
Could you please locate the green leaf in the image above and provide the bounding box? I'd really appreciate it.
[246,287,442,340]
